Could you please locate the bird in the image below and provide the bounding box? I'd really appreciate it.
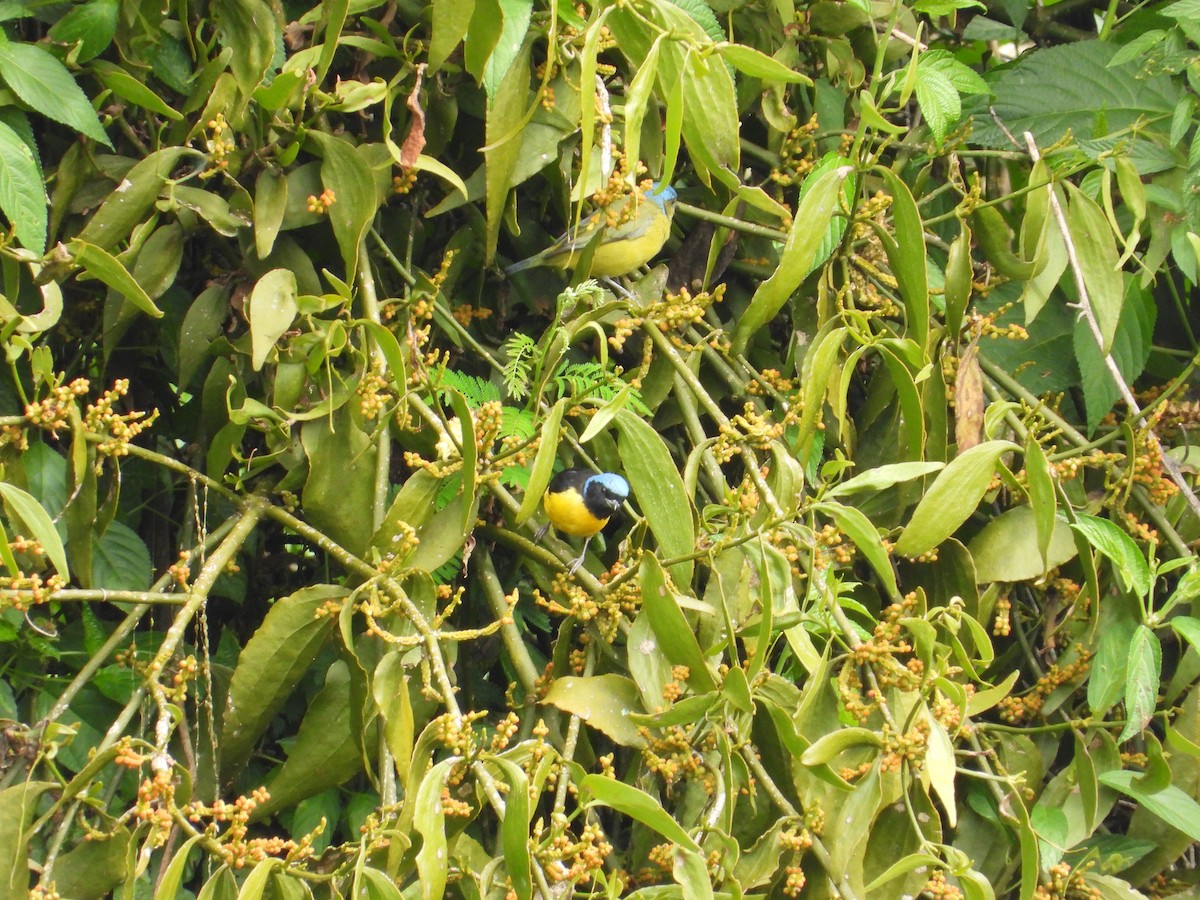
[505,183,677,278]
[537,468,630,574]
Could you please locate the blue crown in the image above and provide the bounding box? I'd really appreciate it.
[586,472,630,498]
[648,183,677,209]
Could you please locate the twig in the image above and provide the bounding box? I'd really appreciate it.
[1022,131,1200,523]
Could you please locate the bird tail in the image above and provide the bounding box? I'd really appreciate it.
[504,255,539,275]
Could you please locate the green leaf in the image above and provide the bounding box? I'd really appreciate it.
[640,555,717,692]
[0,782,55,898]
[732,163,852,353]
[1088,594,1139,715]
[211,0,276,110]
[414,756,461,900]
[219,585,343,781]
[252,662,368,820]
[0,40,111,146]
[300,406,377,558]
[76,147,195,250]
[0,481,69,581]
[542,674,646,747]
[48,0,117,62]
[1074,278,1155,433]
[826,461,944,498]
[246,268,297,371]
[52,826,130,900]
[970,42,1180,149]
[1099,770,1200,843]
[967,506,1078,583]
[0,119,45,252]
[1024,437,1056,569]
[876,168,929,350]
[153,834,203,900]
[1071,514,1151,599]
[800,727,884,765]
[579,775,701,852]
[178,285,231,389]
[894,440,1017,557]
[715,43,812,84]
[429,0,475,71]
[309,133,379,282]
[914,58,959,146]
[91,520,150,591]
[483,0,533,100]
[1119,625,1162,743]
[815,501,898,597]
[70,239,163,318]
[616,408,695,585]
[1065,184,1123,354]
[90,60,182,120]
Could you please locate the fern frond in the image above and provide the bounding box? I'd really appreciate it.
[436,370,500,407]
[502,332,538,400]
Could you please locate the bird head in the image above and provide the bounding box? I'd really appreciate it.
[583,472,630,516]
[647,183,677,214]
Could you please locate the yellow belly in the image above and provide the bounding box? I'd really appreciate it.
[544,488,609,537]
[549,211,672,277]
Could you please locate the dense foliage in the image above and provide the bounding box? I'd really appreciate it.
[2,0,1200,897]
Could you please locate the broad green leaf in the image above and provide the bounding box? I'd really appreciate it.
[483,34,531,264]
[826,461,944,498]
[542,674,646,747]
[815,501,898,597]
[620,36,664,198]
[219,585,344,780]
[616,409,695,584]
[246,268,297,371]
[50,827,130,900]
[925,711,957,826]
[1119,625,1162,743]
[483,0,533,101]
[967,506,1078,583]
[1074,278,1155,433]
[309,134,378,281]
[1088,594,1140,715]
[967,670,1019,716]
[234,858,280,899]
[90,60,182,120]
[414,756,461,900]
[1023,437,1056,569]
[579,775,701,852]
[800,727,883,764]
[0,782,54,899]
[1071,514,1151,599]
[403,489,478,573]
[211,0,276,113]
[715,43,813,84]
[876,167,929,350]
[0,481,69,580]
[47,0,117,62]
[732,164,852,352]
[91,520,150,591]
[1099,770,1200,843]
[372,469,443,554]
[154,835,203,900]
[76,147,195,250]
[254,169,289,259]
[640,555,717,692]
[517,399,565,526]
[488,757,532,900]
[0,40,111,146]
[944,218,973,337]
[969,42,1180,149]
[301,406,377,557]
[1066,184,1123,354]
[429,0,475,71]
[178,285,231,388]
[0,119,45,251]
[894,440,1017,557]
[251,662,368,820]
[70,240,162,318]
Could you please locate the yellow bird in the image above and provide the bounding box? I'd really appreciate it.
[538,469,630,574]
[505,184,677,278]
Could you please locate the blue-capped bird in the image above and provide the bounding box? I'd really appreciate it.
[505,184,677,278]
[537,469,630,574]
